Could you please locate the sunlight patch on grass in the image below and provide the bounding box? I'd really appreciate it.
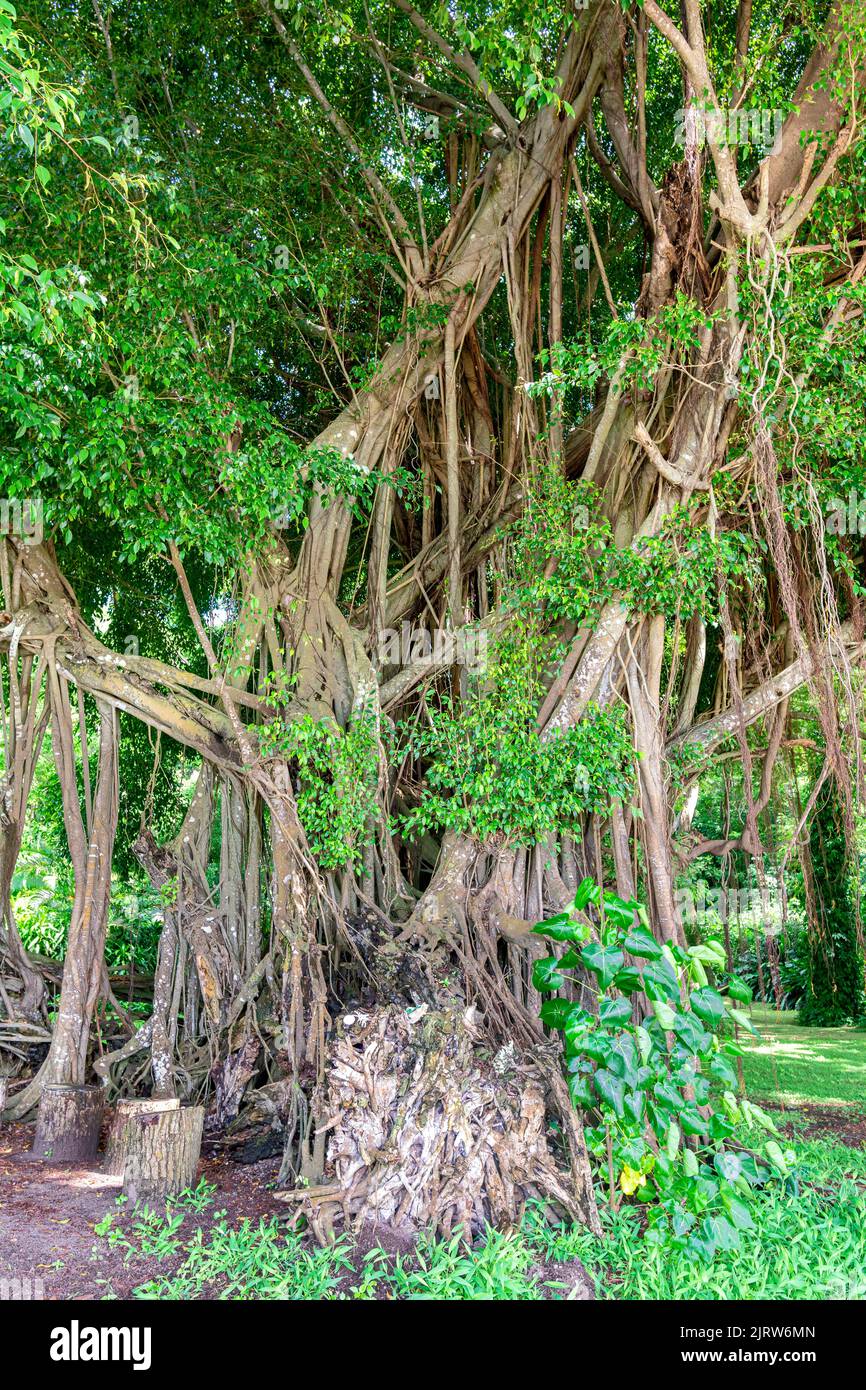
[741,1006,866,1108]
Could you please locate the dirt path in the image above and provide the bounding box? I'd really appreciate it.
[0,1121,284,1299]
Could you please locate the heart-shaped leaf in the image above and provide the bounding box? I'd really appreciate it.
[689,986,725,1029]
[532,956,566,992]
[579,942,624,990]
[594,1068,625,1118]
[624,924,662,960]
[573,877,601,911]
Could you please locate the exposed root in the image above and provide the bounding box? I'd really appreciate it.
[277,1004,600,1244]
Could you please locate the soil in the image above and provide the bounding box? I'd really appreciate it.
[773,1101,866,1150]
[0,1119,285,1300]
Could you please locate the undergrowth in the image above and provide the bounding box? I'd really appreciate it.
[93,1130,866,1301]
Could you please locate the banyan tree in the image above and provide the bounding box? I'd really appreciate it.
[1,0,864,1235]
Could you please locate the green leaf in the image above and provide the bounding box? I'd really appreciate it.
[691,1074,710,1106]
[624,1089,645,1124]
[563,1007,594,1049]
[599,997,632,1026]
[665,1121,681,1160]
[707,1214,740,1252]
[558,947,583,969]
[672,1010,709,1052]
[689,986,725,1029]
[539,998,574,1030]
[687,1218,718,1263]
[531,912,578,943]
[593,1068,625,1118]
[580,1034,611,1064]
[532,956,566,992]
[567,1073,595,1108]
[642,959,680,1003]
[727,976,753,1004]
[728,1007,759,1035]
[613,965,644,995]
[579,942,624,990]
[680,1107,705,1136]
[746,1102,780,1135]
[623,924,662,960]
[573,877,601,911]
[688,941,727,966]
[651,998,676,1030]
[722,1192,755,1231]
[654,1081,684,1113]
[532,911,591,944]
[709,1054,738,1088]
[764,1140,789,1175]
[601,890,636,930]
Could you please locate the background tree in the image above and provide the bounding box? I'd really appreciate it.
[799,778,865,1025]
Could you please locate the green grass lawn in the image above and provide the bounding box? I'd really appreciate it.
[741,1004,866,1109]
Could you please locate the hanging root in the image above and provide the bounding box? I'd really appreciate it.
[277,1003,600,1244]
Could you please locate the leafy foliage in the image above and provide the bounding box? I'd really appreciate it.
[399,679,633,844]
[260,689,381,870]
[534,879,795,1263]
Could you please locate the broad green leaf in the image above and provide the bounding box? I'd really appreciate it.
[568,1073,594,1108]
[573,877,600,911]
[623,924,662,960]
[709,1054,738,1088]
[539,998,574,1029]
[642,959,680,1003]
[612,964,644,995]
[594,1068,625,1117]
[728,1006,759,1035]
[689,986,725,1029]
[651,998,676,1030]
[601,890,636,929]
[722,1192,755,1231]
[727,976,753,1004]
[599,997,632,1026]
[665,1121,681,1160]
[532,912,582,943]
[579,942,624,990]
[688,941,727,967]
[624,1088,645,1124]
[532,956,566,992]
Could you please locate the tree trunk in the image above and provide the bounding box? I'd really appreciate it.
[122,1104,205,1206]
[104,1097,181,1177]
[9,694,120,1119]
[32,1084,104,1162]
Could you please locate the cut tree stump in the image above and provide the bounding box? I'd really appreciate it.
[32,1084,105,1162]
[104,1097,181,1177]
[123,1104,204,1206]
